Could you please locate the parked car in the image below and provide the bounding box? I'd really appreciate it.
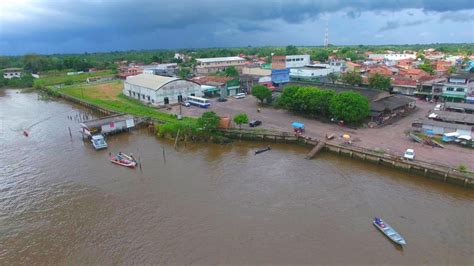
[403,149,415,160]
[217,97,227,102]
[434,104,442,111]
[234,93,246,99]
[249,120,262,127]
[182,101,190,107]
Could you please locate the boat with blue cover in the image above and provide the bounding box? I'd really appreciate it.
[373,217,406,246]
[91,134,108,150]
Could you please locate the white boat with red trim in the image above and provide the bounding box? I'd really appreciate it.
[373,217,406,246]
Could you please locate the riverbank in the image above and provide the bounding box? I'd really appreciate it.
[41,82,474,187]
[1,89,473,264]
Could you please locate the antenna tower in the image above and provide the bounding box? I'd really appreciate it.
[324,21,329,48]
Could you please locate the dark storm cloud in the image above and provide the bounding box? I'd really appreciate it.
[379,20,428,32]
[1,0,473,54]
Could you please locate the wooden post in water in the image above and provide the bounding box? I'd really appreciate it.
[162,147,166,163]
[68,127,72,139]
[174,129,180,149]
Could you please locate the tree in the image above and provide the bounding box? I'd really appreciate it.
[233,113,248,129]
[329,91,369,124]
[224,66,239,77]
[341,71,362,86]
[285,45,299,55]
[327,72,339,84]
[368,73,391,90]
[251,85,272,103]
[197,111,220,133]
[178,67,191,78]
[419,60,434,74]
[311,49,330,62]
[448,66,457,74]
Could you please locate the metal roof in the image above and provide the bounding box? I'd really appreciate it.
[444,102,474,111]
[125,74,181,91]
[431,111,474,125]
[413,118,472,131]
[196,57,245,63]
[81,114,135,129]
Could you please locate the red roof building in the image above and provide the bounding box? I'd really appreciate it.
[366,64,394,77]
[398,68,430,81]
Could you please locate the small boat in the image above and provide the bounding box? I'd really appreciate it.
[91,134,108,150]
[109,152,137,168]
[373,217,406,246]
[255,146,271,155]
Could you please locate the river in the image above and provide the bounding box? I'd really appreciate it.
[0,89,472,264]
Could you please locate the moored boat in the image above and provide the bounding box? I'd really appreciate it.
[91,134,108,150]
[373,217,406,246]
[255,146,271,155]
[109,152,137,168]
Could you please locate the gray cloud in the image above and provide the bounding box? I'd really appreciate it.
[379,19,428,31]
[0,0,473,55]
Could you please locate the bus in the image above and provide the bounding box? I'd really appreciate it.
[187,96,210,108]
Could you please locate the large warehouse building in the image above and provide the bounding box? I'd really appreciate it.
[123,74,202,106]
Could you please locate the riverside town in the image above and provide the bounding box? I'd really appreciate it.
[1,1,473,264]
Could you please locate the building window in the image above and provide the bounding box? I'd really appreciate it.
[446,87,454,92]
[147,95,150,101]
[142,95,145,99]
[164,97,169,105]
[456,88,464,92]
[151,99,154,103]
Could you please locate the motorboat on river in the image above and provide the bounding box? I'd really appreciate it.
[373,217,406,246]
[109,152,137,168]
[91,134,108,150]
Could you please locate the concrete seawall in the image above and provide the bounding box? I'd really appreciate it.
[44,89,473,188]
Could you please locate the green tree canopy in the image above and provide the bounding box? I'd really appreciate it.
[341,71,362,86]
[197,111,220,133]
[329,91,369,124]
[327,72,339,84]
[233,113,249,129]
[419,60,434,74]
[368,73,391,90]
[285,45,299,55]
[177,67,191,78]
[251,85,272,103]
[224,66,239,77]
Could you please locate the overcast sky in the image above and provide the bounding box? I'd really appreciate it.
[0,0,473,55]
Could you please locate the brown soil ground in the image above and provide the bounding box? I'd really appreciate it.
[164,95,474,169]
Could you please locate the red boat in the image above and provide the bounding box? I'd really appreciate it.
[109,153,137,168]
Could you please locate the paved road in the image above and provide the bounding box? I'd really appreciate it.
[166,96,474,169]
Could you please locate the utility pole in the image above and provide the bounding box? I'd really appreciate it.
[324,21,329,48]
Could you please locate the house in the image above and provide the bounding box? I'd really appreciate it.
[412,119,473,137]
[123,74,202,105]
[271,55,310,69]
[195,57,245,74]
[395,58,415,70]
[442,73,474,102]
[432,60,452,74]
[117,67,143,79]
[284,82,416,124]
[346,61,362,72]
[415,77,446,101]
[80,114,136,137]
[368,53,417,61]
[242,65,272,76]
[366,64,394,77]
[289,64,342,81]
[2,68,22,79]
[140,63,178,76]
[190,76,239,97]
[398,68,430,81]
[444,102,474,114]
[391,77,417,95]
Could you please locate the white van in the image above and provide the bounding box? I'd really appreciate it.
[234,93,246,99]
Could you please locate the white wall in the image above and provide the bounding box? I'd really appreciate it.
[285,55,310,68]
[124,80,202,105]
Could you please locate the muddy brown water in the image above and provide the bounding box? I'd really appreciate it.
[0,89,473,264]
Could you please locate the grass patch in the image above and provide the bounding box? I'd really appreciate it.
[37,70,114,86]
[59,81,195,124]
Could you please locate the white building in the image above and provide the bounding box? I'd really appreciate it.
[195,57,246,74]
[289,63,341,80]
[368,53,417,61]
[2,68,22,79]
[123,74,202,106]
[285,55,311,68]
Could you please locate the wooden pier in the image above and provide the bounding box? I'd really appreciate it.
[305,141,325,159]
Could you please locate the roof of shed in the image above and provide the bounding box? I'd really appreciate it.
[125,74,181,91]
[81,114,135,129]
